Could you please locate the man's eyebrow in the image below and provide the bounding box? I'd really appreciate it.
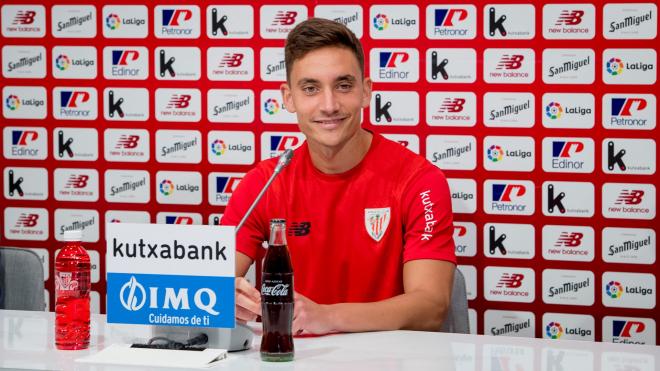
[296,75,357,87]
[336,75,356,83]
[297,78,319,87]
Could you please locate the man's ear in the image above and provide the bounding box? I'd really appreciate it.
[280,82,296,113]
[361,77,372,108]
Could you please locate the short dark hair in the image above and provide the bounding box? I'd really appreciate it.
[284,18,364,82]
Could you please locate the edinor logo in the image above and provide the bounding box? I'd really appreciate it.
[546,322,563,339]
[545,102,562,119]
[106,13,120,29]
[159,179,174,196]
[606,281,623,298]
[373,13,388,30]
[606,58,624,76]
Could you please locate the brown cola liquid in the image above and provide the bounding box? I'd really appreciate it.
[260,243,294,362]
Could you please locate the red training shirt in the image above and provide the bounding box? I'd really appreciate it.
[221,133,456,304]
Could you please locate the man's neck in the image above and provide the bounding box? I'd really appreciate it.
[308,129,373,175]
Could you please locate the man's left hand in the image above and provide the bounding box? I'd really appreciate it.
[292,292,334,335]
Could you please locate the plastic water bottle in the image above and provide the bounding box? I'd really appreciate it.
[55,230,90,350]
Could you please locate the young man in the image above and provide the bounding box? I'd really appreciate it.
[221,18,456,335]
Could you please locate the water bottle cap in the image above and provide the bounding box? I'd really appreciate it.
[63,229,83,241]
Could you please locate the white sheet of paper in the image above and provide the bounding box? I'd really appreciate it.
[75,344,227,369]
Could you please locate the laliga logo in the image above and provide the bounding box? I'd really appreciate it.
[373,14,389,30]
[607,58,624,76]
[211,139,227,156]
[5,95,20,110]
[106,13,120,29]
[119,275,219,315]
[606,281,623,298]
[546,322,564,339]
[545,102,563,119]
[160,179,174,196]
[487,145,504,162]
[55,55,70,71]
[264,98,280,115]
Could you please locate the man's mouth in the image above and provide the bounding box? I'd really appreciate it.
[313,116,347,128]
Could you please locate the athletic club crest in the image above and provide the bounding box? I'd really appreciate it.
[365,207,390,242]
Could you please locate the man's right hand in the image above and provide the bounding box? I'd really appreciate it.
[235,277,262,322]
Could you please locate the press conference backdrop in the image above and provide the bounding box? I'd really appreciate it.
[0,0,657,344]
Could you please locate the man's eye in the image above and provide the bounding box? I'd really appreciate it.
[338,83,352,91]
[302,86,318,94]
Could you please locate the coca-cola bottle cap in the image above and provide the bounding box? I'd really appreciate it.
[63,229,83,241]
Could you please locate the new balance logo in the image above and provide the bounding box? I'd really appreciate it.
[489,226,507,255]
[116,135,140,149]
[219,53,243,68]
[159,49,175,77]
[488,7,506,36]
[288,221,311,236]
[11,130,38,145]
[546,184,566,213]
[272,11,297,26]
[556,10,584,26]
[374,94,392,123]
[607,141,626,171]
[615,190,644,205]
[496,55,524,70]
[497,273,523,288]
[210,9,228,36]
[166,95,191,109]
[7,170,24,197]
[66,175,88,189]
[555,232,583,247]
[13,11,36,25]
[438,98,465,113]
[611,98,647,116]
[15,213,39,227]
[107,90,124,118]
[162,9,192,26]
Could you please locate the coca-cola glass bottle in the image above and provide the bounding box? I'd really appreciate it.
[260,219,294,362]
[55,229,90,350]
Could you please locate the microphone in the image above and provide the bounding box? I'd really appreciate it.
[236,149,293,233]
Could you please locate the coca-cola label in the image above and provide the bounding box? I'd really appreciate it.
[261,273,293,302]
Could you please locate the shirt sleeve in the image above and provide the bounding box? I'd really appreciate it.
[400,164,457,264]
[220,165,269,260]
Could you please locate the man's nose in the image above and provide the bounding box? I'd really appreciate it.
[320,89,340,114]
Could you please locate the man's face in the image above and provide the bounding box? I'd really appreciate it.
[281,46,372,150]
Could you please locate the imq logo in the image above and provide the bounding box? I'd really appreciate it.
[155,47,201,80]
[483,223,534,259]
[426,5,475,39]
[483,180,534,215]
[2,5,46,37]
[426,92,476,127]
[370,48,419,83]
[206,5,254,39]
[3,127,47,160]
[155,5,200,39]
[425,48,476,83]
[484,4,535,39]
[542,4,595,39]
[602,138,655,175]
[484,266,535,303]
[370,91,419,126]
[603,94,655,130]
[209,172,244,206]
[542,225,595,262]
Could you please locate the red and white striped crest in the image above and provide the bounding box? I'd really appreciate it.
[365,207,390,242]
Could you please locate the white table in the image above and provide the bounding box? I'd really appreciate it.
[0,310,657,371]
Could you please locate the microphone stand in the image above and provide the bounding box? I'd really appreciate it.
[235,149,293,233]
